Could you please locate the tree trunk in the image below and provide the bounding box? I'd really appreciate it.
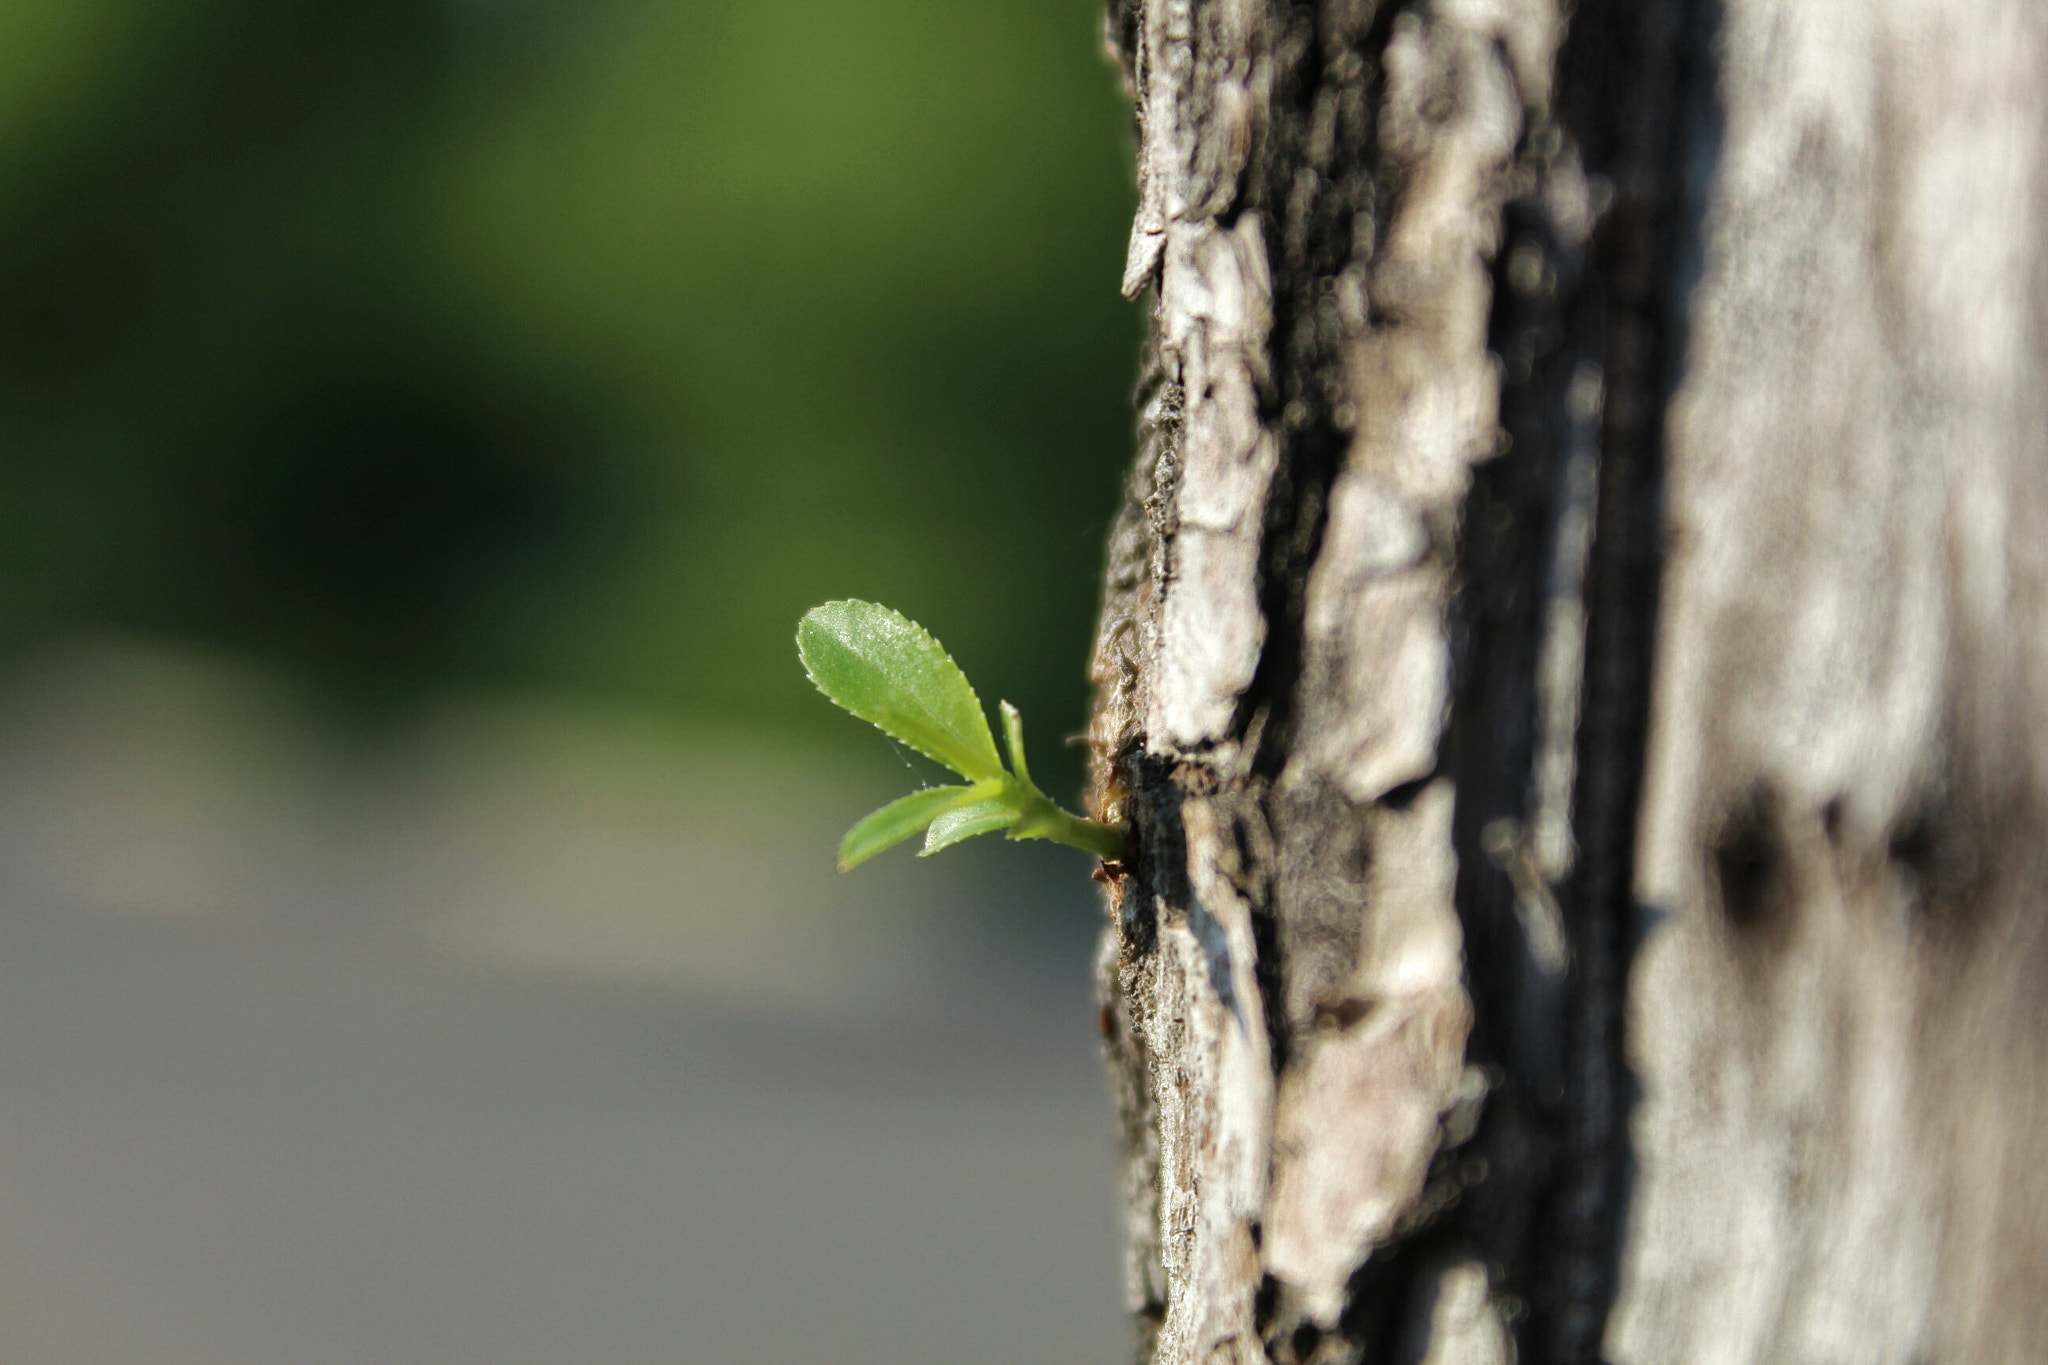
[1086,1,2048,1361]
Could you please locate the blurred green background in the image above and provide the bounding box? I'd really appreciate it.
[0,5,1141,1359]
[0,0,1138,788]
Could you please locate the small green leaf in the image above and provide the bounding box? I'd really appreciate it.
[800,599,1128,872]
[798,601,1004,782]
[838,784,982,871]
[999,701,1032,786]
[921,796,1020,856]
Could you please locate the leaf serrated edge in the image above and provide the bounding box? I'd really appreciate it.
[796,601,1002,781]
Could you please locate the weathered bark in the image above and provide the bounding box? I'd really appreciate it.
[1087,1,2048,1362]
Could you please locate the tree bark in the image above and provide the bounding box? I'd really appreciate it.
[1086,1,2048,1362]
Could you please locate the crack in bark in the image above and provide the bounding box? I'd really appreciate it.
[1237,0,1396,783]
[1444,0,1716,1361]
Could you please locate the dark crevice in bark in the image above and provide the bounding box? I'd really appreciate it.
[1125,751,1187,954]
[1443,0,1719,1360]
[1244,7,1467,1352]
[1238,0,1393,781]
[1233,793,1295,1071]
[1244,0,1400,1181]
[1543,2,1719,1357]
[1337,1244,1430,1365]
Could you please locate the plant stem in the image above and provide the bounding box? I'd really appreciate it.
[1009,783,1127,860]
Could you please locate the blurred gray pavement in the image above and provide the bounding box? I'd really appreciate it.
[0,642,1126,1364]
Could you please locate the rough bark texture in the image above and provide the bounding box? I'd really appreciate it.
[1088,0,2048,1361]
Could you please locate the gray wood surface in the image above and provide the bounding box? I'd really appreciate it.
[1090,0,2048,1360]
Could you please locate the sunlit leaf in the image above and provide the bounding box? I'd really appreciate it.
[798,600,1004,781]
[837,784,982,871]
[921,796,1019,856]
[800,599,1127,872]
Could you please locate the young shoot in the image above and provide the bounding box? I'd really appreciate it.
[796,600,1125,871]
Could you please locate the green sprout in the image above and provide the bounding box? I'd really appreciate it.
[797,600,1126,871]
